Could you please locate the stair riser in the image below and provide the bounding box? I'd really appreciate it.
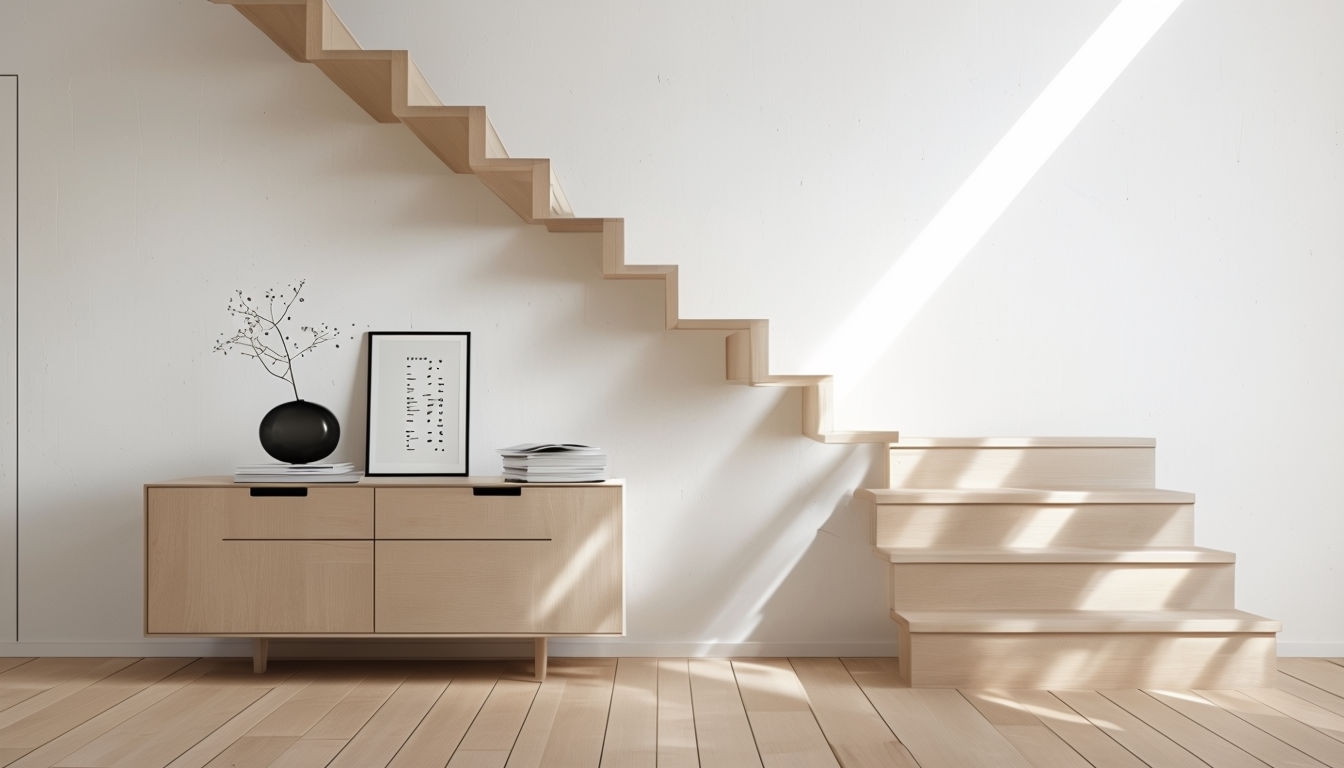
[888,446,1154,489]
[897,631,1276,688]
[890,563,1233,611]
[874,503,1194,549]
[402,117,472,173]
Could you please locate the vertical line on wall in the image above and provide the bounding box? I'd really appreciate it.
[6,74,16,643]
[12,74,17,644]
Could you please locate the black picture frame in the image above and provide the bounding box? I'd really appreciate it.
[365,331,470,476]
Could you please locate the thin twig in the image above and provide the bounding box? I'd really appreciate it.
[213,279,345,400]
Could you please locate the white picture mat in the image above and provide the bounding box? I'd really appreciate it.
[366,333,469,475]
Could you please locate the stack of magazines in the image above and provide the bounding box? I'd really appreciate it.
[498,443,608,483]
[232,462,362,483]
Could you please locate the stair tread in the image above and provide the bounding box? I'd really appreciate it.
[862,487,1195,504]
[879,545,1235,563]
[893,608,1282,634]
[892,437,1156,448]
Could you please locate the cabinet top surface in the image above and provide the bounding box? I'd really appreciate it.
[147,476,624,489]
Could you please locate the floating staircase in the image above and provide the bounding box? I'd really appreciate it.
[861,438,1279,688]
[209,0,1279,688]
[207,0,896,446]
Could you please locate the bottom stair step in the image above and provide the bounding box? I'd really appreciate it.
[893,609,1280,689]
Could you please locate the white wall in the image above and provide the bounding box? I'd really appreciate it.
[0,0,1339,655]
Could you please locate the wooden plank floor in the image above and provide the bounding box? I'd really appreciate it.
[0,657,1340,767]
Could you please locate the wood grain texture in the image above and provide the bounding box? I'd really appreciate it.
[688,659,763,768]
[147,482,622,643]
[797,659,919,768]
[146,488,374,635]
[1280,657,1344,698]
[733,659,840,768]
[1001,689,1149,768]
[1147,689,1327,768]
[149,538,373,634]
[962,690,1093,768]
[888,561,1235,611]
[1052,690,1208,768]
[53,667,277,767]
[1194,689,1344,767]
[872,500,1195,550]
[169,672,317,768]
[846,658,1031,768]
[374,489,622,634]
[6,660,225,768]
[887,443,1155,489]
[513,660,616,768]
[867,434,1276,689]
[375,486,619,539]
[901,631,1276,689]
[0,658,191,750]
[600,659,658,768]
[1099,688,1280,767]
[656,660,699,768]
[386,670,495,768]
[0,657,1337,766]
[446,678,539,768]
[326,676,451,768]
[147,487,373,539]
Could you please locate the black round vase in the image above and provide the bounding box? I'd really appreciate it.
[258,400,340,464]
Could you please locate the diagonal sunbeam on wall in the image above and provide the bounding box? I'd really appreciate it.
[810,0,1186,411]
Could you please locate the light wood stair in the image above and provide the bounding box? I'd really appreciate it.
[207,3,1280,689]
[208,0,897,445]
[861,438,1279,688]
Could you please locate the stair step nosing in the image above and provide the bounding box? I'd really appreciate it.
[879,546,1235,564]
[890,437,1157,449]
[892,610,1282,634]
[862,488,1195,504]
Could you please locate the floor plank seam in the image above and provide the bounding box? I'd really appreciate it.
[7,658,1344,767]
[1124,688,1268,767]
[500,672,542,767]
[788,659,847,768]
[728,659,768,768]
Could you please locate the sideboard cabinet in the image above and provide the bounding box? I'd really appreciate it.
[145,478,624,676]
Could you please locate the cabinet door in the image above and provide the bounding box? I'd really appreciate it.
[375,486,622,634]
[146,487,374,634]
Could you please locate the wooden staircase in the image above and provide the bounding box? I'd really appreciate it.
[208,0,1280,688]
[207,0,895,446]
[862,438,1279,688]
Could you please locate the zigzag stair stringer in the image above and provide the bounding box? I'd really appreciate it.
[211,0,900,445]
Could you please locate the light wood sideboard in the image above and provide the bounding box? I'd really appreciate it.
[144,477,624,677]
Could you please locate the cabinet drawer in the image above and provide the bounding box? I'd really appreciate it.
[375,539,622,634]
[148,487,373,539]
[147,540,373,634]
[376,486,619,539]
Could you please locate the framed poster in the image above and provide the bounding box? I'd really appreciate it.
[365,331,470,475]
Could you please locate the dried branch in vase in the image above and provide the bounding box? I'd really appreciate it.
[213,279,352,400]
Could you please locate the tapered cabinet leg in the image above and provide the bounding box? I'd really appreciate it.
[534,637,547,681]
[253,638,269,674]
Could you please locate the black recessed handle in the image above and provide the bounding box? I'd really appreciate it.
[250,487,309,497]
[473,486,522,497]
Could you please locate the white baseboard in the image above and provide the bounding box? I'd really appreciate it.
[0,639,250,657]
[1278,641,1344,657]
[0,638,898,659]
[4,638,1336,659]
[549,640,899,657]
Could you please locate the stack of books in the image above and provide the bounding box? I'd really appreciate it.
[497,443,608,483]
[232,462,362,483]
